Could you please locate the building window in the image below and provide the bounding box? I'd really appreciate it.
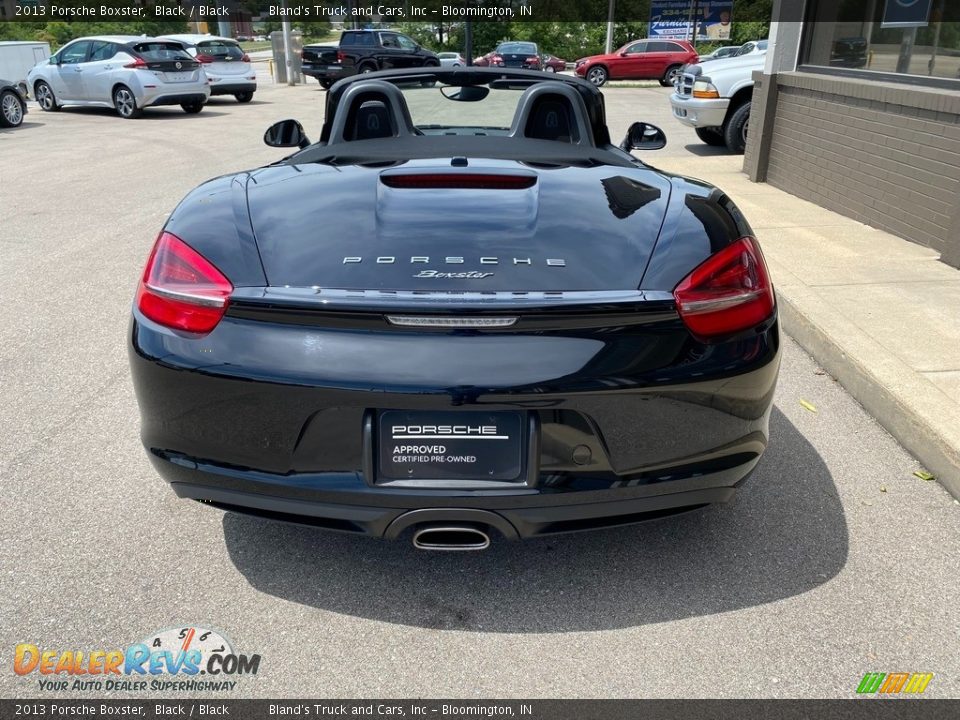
[800,0,960,86]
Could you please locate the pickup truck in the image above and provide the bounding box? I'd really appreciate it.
[302,29,439,89]
[300,44,340,88]
[669,40,768,153]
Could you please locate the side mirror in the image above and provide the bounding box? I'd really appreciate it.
[264,119,310,149]
[49,56,60,65]
[621,121,667,151]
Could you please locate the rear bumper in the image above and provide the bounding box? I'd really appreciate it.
[143,91,209,108]
[130,309,780,539]
[161,453,754,539]
[302,65,346,81]
[209,80,257,96]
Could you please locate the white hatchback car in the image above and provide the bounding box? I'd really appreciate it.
[160,35,257,103]
[27,36,210,118]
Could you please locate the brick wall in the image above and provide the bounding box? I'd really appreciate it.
[759,72,960,260]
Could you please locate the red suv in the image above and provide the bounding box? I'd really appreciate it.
[575,39,698,87]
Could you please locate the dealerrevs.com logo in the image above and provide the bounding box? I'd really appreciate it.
[856,672,934,695]
[14,627,260,692]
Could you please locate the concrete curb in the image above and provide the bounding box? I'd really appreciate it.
[777,293,960,501]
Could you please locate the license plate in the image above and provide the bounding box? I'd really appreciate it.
[378,411,523,481]
[164,72,191,82]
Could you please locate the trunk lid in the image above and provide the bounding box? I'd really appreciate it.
[245,160,671,293]
[302,45,339,65]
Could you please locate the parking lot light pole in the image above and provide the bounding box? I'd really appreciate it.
[281,0,295,86]
[605,0,615,54]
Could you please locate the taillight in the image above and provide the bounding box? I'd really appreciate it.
[491,54,503,66]
[673,237,775,340]
[195,54,215,64]
[136,232,233,335]
[337,50,346,62]
[124,57,148,69]
[240,53,250,62]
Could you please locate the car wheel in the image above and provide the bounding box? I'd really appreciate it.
[0,89,24,128]
[544,65,556,73]
[319,79,333,89]
[181,102,204,114]
[35,81,59,112]
[695,126,726,146]
[113,85,141,119]
[234,91,254,103]
[723,101,751,153]
[660,65,682,87]
[358,64,376,74]
[586,66,607,86]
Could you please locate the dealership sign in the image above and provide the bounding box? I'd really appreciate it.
[650,0,735,41]
[881,0,933,28]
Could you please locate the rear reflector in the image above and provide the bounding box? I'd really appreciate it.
[381,173,536,190]
[136,232,233,335]
[386,316,517,328]
[673,236,775,340]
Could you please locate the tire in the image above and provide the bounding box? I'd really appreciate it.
[723,101,751,153]
[181,102,204,114]
[586,65,607,86]
[234,91,254,103]
[421,61,439,87]
[358,63,376,74]
[35,81,59,112]
[695,126,726,146]
[0,89,25,128]
[113,85,141,119]
[660,64,682,87]
[544,65,556,73]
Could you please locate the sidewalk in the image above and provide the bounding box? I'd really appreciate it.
[655,153,960,499]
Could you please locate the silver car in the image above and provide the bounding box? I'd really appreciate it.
[437,52,465,68]
[27,36,210,119]
[160,34,257,103]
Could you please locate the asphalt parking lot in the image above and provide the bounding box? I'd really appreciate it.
[1,79,958,699]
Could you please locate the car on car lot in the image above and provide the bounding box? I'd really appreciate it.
[670,40,769,153]
[484,41,541,70]
[540,54,567,73]
[575,39,698,87]
[129,67,779,551]
[160,34,257,103]
[438,52,466,68]
[301,43,341,88]
[698,45,740,62]
[336,29,440,77]
[27,36,209,118]
[0,77,27,128]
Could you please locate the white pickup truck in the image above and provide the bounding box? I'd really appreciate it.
[669,40,768,153]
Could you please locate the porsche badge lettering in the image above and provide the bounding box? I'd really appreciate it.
[341,256,566,280]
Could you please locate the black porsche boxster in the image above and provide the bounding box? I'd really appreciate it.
[129,67,779,550]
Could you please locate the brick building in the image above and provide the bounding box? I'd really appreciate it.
[745,0,960,268]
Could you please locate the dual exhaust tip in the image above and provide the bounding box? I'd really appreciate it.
[412,525,491,552]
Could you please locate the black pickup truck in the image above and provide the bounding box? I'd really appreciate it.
[302,29,439,88]
[300,44,341,88]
